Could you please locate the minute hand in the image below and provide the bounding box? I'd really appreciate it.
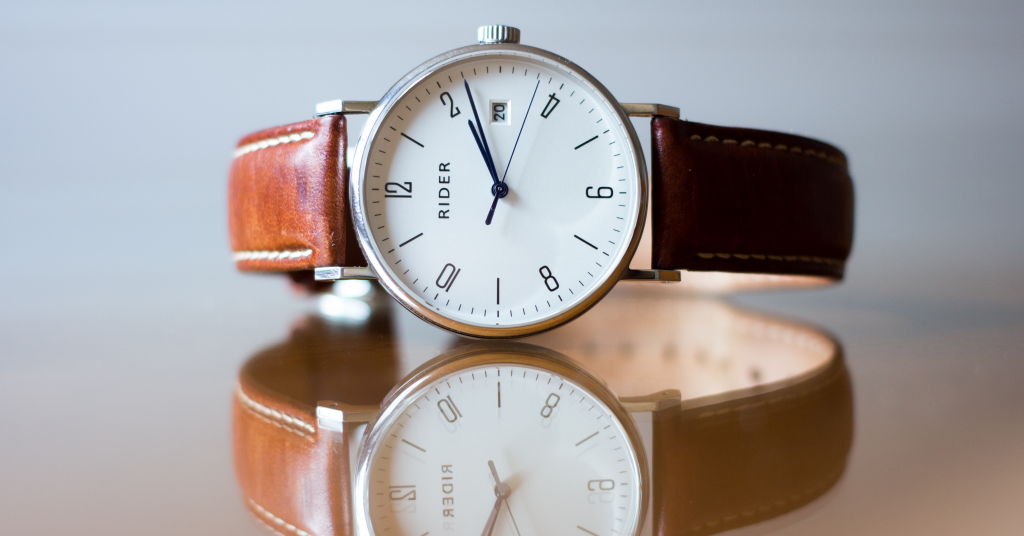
[486,79,541,226]
[464,80,500,185]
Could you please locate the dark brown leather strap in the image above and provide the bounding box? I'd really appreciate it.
[651,117,854,281]
[228,115,365,273]
[652,355,853,536]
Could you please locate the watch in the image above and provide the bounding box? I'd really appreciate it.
[227,25,854,338]
[232,287,853,536]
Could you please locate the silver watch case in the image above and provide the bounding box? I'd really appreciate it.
[351,343,650,536]
[349,42,648,339]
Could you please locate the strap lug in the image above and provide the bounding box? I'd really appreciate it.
[314,266,377,281]
[619,268,681,282]
[315,100,379,116]
[316,401,381,431]
[620,103,680,118]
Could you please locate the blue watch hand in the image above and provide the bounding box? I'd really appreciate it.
[486,79,541,226]
[468,120,500,185]
[464,80,500,184]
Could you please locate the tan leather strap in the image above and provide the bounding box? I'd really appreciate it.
[233,302,399,536]
[232,296,852,536]
[228,115,365,273]
[651,117,855,281]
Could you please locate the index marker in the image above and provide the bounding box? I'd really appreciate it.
[401,439,427,452]
[400,132,425,147]
[575,431,600,447]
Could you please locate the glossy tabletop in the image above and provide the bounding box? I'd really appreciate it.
[2,1,1023,535]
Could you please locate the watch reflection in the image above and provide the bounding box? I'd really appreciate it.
[232,282,852,536]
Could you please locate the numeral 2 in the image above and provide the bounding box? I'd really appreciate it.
[389,485,417,500]
[439,92,461,118]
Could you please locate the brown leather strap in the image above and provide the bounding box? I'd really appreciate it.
[233,299,398,536]
[652,355,853,536]
[651,117,854,281]
[228,115,852,286]
[228,115,365,273]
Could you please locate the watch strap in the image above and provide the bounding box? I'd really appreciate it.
[652,352,853,536]
[651,117,854,282]
[233,303,398,536]
[228,114,365,273]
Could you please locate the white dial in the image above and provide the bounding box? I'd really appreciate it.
[357,361,644,536]
[353,47,645,336]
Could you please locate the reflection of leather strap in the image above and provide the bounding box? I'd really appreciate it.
[233,303,853,536]
[233,303,397,536]
[650,118,855,280]
[652,354,853,536]
[227,115,364,273]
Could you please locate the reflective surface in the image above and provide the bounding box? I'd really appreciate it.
[233,285,853,536]
[3,1,1024,535]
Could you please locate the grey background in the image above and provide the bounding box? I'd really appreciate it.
[1,1,1022,534]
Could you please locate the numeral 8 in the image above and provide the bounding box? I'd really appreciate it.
[540,393,560,418]
[538,265,559,292]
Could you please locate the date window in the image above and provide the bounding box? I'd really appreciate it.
[489,100,511,125]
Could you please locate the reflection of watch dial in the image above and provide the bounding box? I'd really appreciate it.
[353,47,645,337]
[358,363,644,536]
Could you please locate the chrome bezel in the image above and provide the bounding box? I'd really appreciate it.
[349,43,648,339]
[352,343,649,536]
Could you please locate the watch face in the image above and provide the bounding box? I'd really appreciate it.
[356,352,645,536]
[351,44,646,338]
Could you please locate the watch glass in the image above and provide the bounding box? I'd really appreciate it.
[358,362,644,536]
[353,47,645,336]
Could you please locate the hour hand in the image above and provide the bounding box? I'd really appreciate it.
[480,495,503,536]
[469,120,500,185]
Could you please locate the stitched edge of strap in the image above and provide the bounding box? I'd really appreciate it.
[233,249,314,262]
[235,385,315,438]
[686,466,845,533]
[248,499,316,536]
[688,133,847,168]
[696,252,845,267]
[234,131,315,158]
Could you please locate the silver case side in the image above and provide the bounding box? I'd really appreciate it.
[348,43,648,339]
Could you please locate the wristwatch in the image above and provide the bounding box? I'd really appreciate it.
[232,287,853,536]
[227,25,854,338]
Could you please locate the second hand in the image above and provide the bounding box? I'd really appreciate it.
[485,79,541,226]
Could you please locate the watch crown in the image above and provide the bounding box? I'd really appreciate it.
[477,25,520,45]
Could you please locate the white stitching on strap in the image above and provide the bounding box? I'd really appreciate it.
[233,249,313,262]
[235,385,315,437]
[234,131,315,158]
[688,133,846,167]
[249,499,315,536]
[696,252,844,267]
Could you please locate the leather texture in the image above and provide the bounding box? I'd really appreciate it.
[232,291,852,536]
[233,296,397,536]
[652,354,853,536]
[228,115,853,284]
[228,114,365,273]
[651,117,854,280]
